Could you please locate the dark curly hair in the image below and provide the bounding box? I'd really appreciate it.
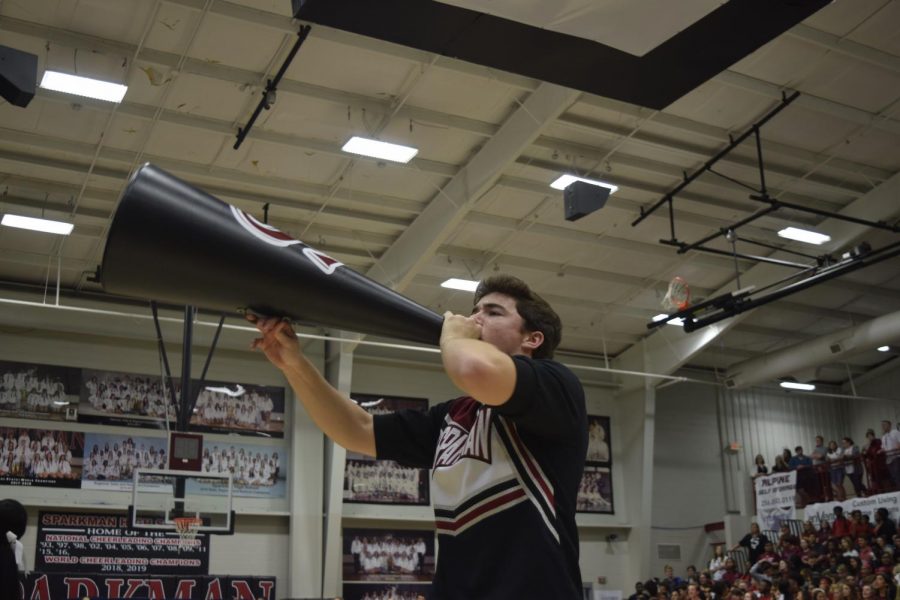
[473,274,562,359]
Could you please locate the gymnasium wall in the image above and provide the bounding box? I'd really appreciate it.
[647,373,855,584]
[846,366,900,439]
[0,316,308,597]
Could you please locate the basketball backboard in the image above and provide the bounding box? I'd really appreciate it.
[128,468,234,535]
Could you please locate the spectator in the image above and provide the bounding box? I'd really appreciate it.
[773,454,791,473]
[873,508,896,541]
[710,545,728,581]
[783,448,794,465]
[880,421,900,489]
[686,565,699,583]
[842,437,867,498]
[686,583,703,600]
[755,454,769,477]
[791,447,815,503]
[850,510,871,539]
[734,523,770,565]
[864,429,890,494]
[663,564,684,588]
[827,440,847,501]
[721,557,741,585]
[834,508,853,539]
[629,581,649,600]
[811,436,828,466]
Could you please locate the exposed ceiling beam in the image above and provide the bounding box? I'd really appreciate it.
[521,140,849,215]
[0,138,417,226]
[714,70,900,136]
[165,0,541,91]
[3,13,883,198]
[575,96,891,183]
[436,244,715,297]
[551,114,872,197]
[613,170,900,393]
[367,83,580,288]
[788,24,900,75]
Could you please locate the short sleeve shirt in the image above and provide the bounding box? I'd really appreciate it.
[374,355,587,600]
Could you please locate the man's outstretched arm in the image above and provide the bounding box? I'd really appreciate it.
[249,315,375,457]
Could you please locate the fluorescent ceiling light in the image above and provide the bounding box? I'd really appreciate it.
[1,214,74,235]
[777,226,831,246]
[780,381,815,391]
[441,278,479,292]
[40,70,128,103]
[341,136,418,163]
[878,345,890,352]
[652,313,684,327]
[550,174,618,193]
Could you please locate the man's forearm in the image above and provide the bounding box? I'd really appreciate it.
[440,338,515,406]
[282,355,376,457]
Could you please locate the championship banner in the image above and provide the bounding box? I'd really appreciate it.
[754,471,797,530]
[804,491,900,524]
[23,572,275,600]
[36,510,210,576]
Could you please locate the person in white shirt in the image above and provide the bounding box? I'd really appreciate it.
[881,420,900,487]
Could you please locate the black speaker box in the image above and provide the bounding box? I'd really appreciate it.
[0,45,37,108]
[564,180,610,222]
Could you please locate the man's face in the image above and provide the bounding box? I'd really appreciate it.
[471,292,536,357]
[883,421,891,433]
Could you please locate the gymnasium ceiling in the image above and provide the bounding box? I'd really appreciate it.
[0,0,899,389]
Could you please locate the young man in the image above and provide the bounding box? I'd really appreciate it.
[250,275,587,599]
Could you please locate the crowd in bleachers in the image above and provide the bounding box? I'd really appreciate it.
[630,510,900,600]
[752,422,900,504]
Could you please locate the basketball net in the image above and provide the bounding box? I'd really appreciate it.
[661,276,690,312]
[173,516,202,552]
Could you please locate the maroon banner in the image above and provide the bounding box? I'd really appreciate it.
[36,511,210,576]
[23,572,275,600]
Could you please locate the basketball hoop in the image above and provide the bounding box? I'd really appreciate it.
[661,276,691,312]
[173,516,202,552]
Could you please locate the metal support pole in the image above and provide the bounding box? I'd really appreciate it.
[631,91,800,227]
[178,305,195,432]
[234,26,312,149]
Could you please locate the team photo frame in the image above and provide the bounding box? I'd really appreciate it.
[577,415,614,514]
[343,394,430,506]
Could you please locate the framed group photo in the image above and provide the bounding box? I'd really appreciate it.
[343,394,430,506]
[0,426,84,488]
[577,415,614,514]
[342,527,435,583]
[0,360,80,422]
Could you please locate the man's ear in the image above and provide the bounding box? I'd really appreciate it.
[522,330,544,353]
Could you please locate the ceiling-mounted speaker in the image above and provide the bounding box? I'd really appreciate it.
[0,45,37,108]
[564,181,611,222]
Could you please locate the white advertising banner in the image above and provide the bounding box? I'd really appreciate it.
[804,492,900,525]
[755,471,797,530]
